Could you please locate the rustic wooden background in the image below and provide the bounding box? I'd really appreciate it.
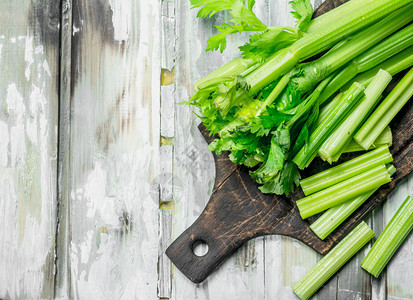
[0,0,412,299]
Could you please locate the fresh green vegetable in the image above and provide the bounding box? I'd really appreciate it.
[343,45,413,90]
[194,58,259,92]
[189,0,413,196]
[246,0,413,95]
[274,5,413,111]
[300,146,393,196]
[354,67,413,150]
[318,69,392,163]
[293,83,365,170]
[292,221,375,300]
[318,22,413,106]
[190,0,316,55]
[361,195,413,277]
[343,126,392,153]
[310,165,396,240]
[296,165,391,219]
[190,0,267,53]
[317,93,343,125]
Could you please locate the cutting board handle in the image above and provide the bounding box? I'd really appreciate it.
[165,213,242,283]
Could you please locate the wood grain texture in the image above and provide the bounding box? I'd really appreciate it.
[0,1,60,298]
[169,0,267,298]
[66,0,161,298]
[54,0,73,298]
[384,176,413,300]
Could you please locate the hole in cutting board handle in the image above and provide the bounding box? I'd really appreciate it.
[192,240,209,257]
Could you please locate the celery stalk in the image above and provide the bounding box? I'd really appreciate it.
[300,146,392,196]
[245,0,413,95]
[194,58,259,91]
[293,83,365,170]
[319,69,392,163]
[343,126,392,153]
[296,165,391,219]
[354,67,413,149]
[292,221,375,300]
[310,165,396,240]
[302,5,413,87]
[361,195,413,277]
[318,23,413,105]
[318,93,343,125]
[306,0,366,33]
[314,126,392,156]
[344,45,413,90]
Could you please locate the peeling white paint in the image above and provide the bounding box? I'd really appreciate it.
[108,0,131,41]
[26,84,47,145]
[0,121,9,167]
[0,2,58,298]
[82,161,120,226]
[73,25,80,35]
[42,60,51,77]
[34,45,43,54]
[6,83,25,116]
[24,35,34,81]
[80,230,94,264]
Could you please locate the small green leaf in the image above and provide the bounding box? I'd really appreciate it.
[259,173,284,194]
[289,0,313,32]
[282,161,301,195]
[250,136,285,184]
[240,28,299,60]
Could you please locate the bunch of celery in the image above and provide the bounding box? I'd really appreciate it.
[189,0,413,195]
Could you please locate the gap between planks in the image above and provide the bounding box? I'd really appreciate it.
[54,0,73,299]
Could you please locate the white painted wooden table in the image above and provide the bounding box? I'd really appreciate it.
[0,0,412,299]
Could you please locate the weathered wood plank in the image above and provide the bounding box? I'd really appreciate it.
[264,236,324,299]
[158,1,176,297]
[385,176,413,300]
[159,208,172,299]
[54,0,73,298]
[0,1,60,299]
[171,0,267,297]
[371,206,386,300]
[67,0,160,298]
[337,229,372,300]
[264,1,339,299]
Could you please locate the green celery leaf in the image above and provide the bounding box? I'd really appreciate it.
[292,123,309,156]
[190,0,234,18]
[191,0,268,52]
[250,136,285,184]
[229,0,266,30]
[289,0,313,32]
[261,106,291,128]
[247,0,256,10]
[213,75,252,117]
[276,82,305,111]
[273,125,291,150]
[261,80,280,99]
[240,27,299,60]
[282,161,301,195]
[259,173,284,194]
[206,24,243,52]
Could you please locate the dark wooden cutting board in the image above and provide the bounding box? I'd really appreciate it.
[166,0,413,284]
